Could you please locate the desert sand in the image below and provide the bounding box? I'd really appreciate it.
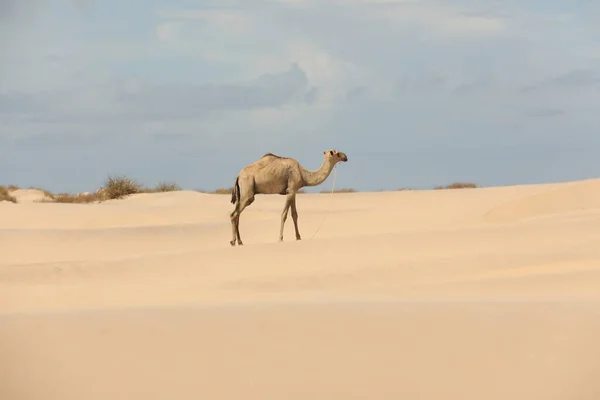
[2,178,600,399]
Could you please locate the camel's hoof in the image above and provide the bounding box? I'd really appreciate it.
[238,242,244,246]
[230,240,236,246]
[296,236,302,241]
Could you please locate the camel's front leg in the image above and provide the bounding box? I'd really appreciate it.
[279,195,294,242]
[291,196,301,240]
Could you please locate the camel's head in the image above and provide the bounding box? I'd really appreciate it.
[323,149,348,163]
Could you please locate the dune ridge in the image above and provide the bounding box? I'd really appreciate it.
[2,178,600,399]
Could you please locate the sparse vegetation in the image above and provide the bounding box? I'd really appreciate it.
[150,181,181,193]
[34,175,182,204]
[47,192,100,204]
[434,182,478,190]
[0,186,17,203]
[2,178,482,205]
[210,187,233,195]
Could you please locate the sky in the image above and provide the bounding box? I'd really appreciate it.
[1,0,600,193]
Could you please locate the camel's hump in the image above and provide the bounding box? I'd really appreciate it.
[261,152,288,159]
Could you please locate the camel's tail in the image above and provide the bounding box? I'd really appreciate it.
[231,176,240,205]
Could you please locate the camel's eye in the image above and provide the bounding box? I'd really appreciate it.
[329,150,334,156]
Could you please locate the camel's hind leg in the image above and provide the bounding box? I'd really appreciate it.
[233,214,242,245]
[230,195,254,246]
[229,210,239,246]
[291,196,301,240]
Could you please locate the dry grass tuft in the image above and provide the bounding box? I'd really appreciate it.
[211,187,233,195]
[0,186,18,203]
[434,182,478,190]
[48,193,100,204]
[149,181,181,193]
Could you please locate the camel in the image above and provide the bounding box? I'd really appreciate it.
[229,149,348,246]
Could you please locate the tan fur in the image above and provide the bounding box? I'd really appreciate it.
[229,149,348,246]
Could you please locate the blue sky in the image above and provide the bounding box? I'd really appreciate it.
[1,0,599,193]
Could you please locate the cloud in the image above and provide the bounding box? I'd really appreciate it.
[539,69,600,87]
[0,63,312,125]
[151,0,508,106]
[346,86,368,101]
[522,107,566,118]
[452,77,494,96]
[153,8,370,106]
[394,72,447,96]
[155,21,184,43]
[304,87,319,104]
[367,2,507,37]
[272,0,508,37]
[120,62,310,119]
[157,8,255,35]
[0,1,95,93]
[521,69,600,94]
[0,92,44,115]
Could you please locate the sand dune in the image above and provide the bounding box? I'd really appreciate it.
[484,179,600,223]
[2,178,600,399]
[7,189,52,204]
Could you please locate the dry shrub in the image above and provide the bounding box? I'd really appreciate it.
[212,187,233,194]
[0,186,17,203]
[150,181,181,192]
[434,182,478,190]
[103,175,143,199]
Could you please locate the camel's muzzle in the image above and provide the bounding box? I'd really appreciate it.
[341,155,348,162]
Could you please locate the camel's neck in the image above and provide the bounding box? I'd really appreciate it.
[301,158,336,187]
